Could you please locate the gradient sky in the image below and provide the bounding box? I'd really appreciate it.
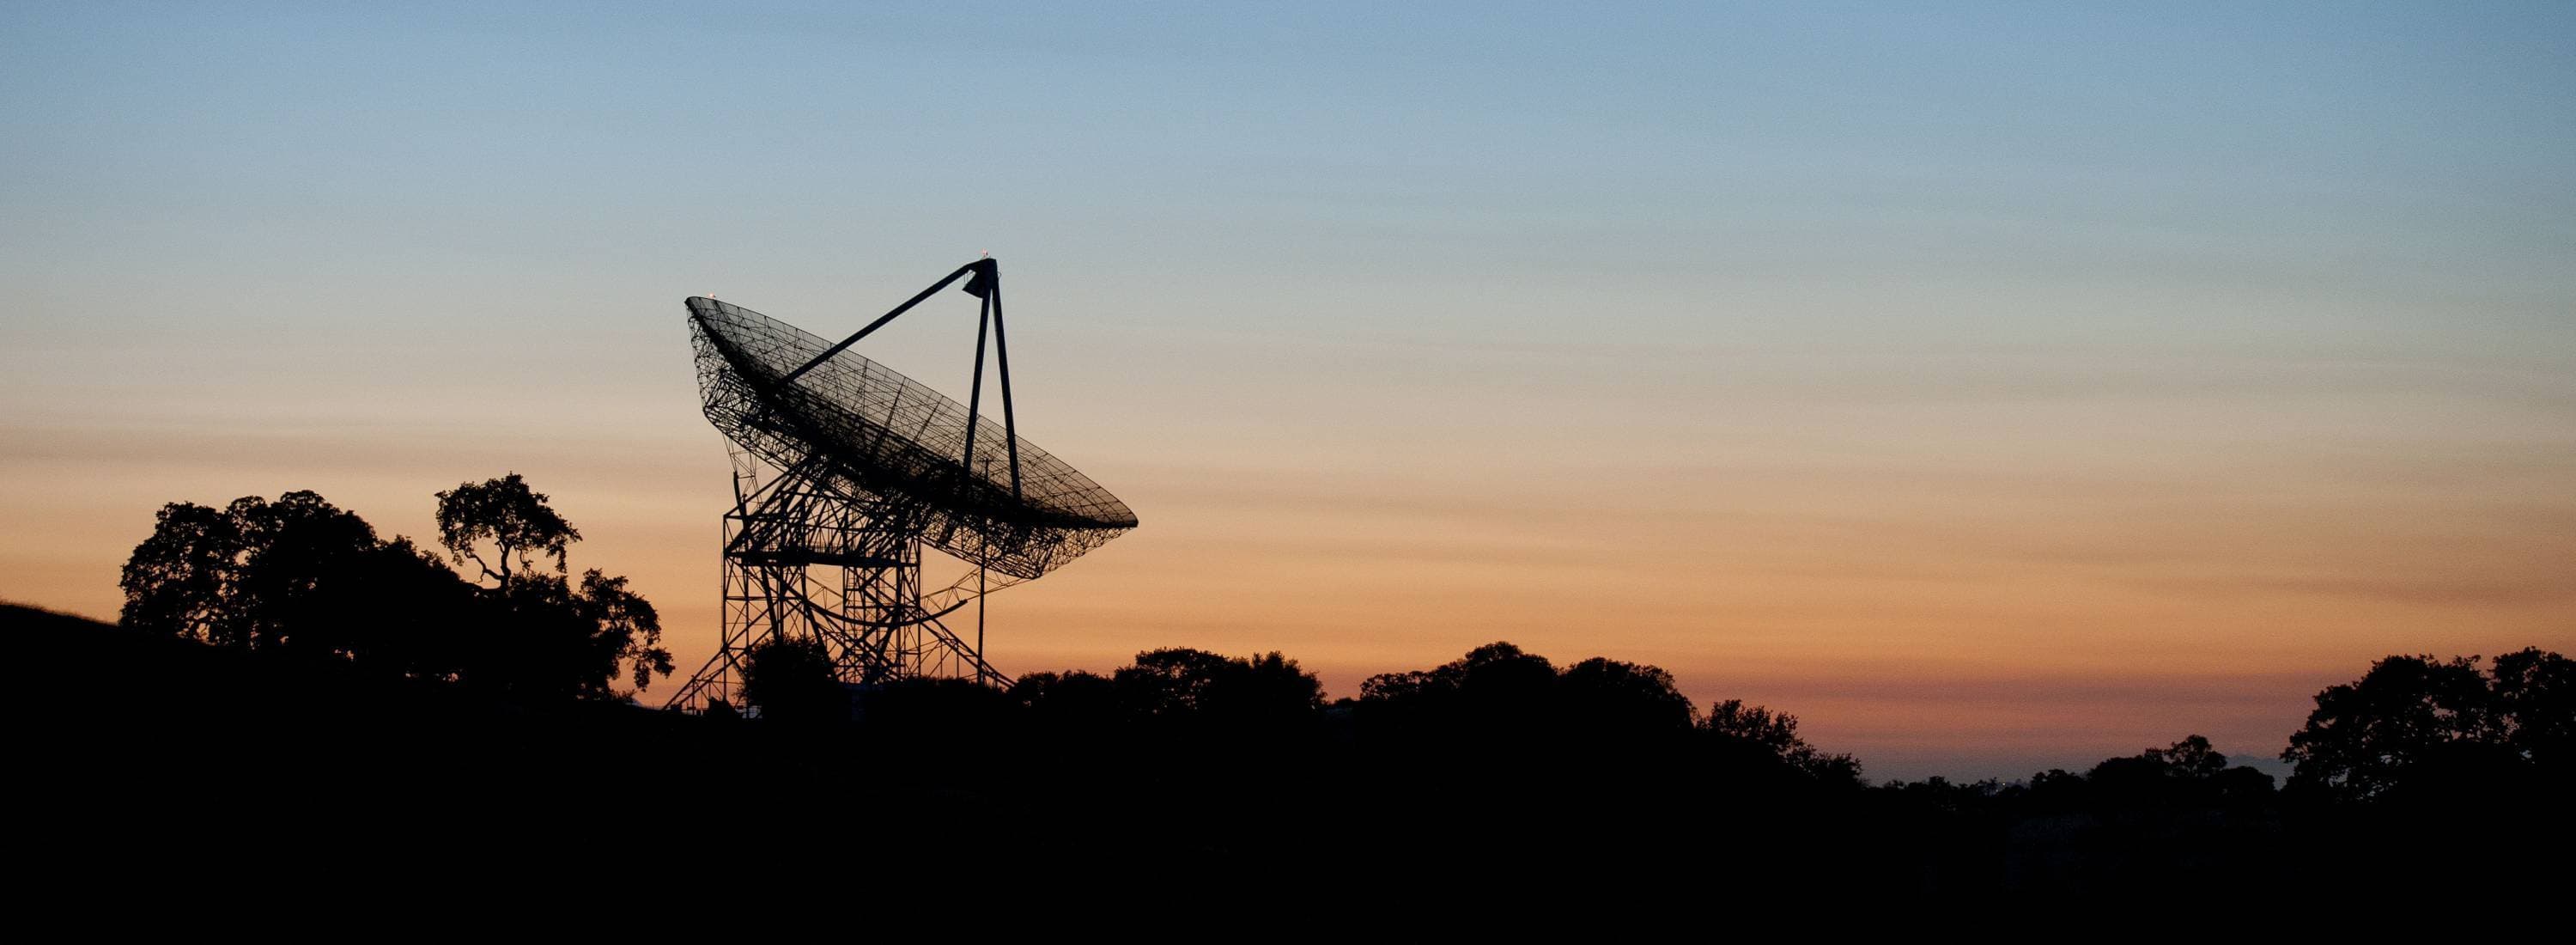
[4,3,2571,780]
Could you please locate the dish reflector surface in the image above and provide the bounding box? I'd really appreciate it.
[688,296,1136,579]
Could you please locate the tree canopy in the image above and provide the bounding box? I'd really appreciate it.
[739,635,845,722]
[118,491,381,651]
[434,472,580,588]
[2282,648,2573,801]
[118,478,668,701]
[1702,698,1861,783]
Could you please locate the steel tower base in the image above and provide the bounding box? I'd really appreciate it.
[663,448,1007,714]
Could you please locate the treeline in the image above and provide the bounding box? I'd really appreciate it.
[45,477,2576,894]
[719,636,2570,893]
[115,473,671,700]
[27,584,2567,894]
[738,620,2572,811]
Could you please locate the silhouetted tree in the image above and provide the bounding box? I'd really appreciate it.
[2491,647,2576,771]
[1115,647,1236,716]
[1358,642,1559,736]
[1701,698,1861,783]
[740,635,844,722]
[1558,657,1695,733]
[2086,735,2274,808]
[227,491,382,653]
[2281,650,2573,801]
[2145,734,2227,779]
[118,500,247,643]
[118,491,380,652]
[1011,670,1121,717]
[116,479,669,700]
[447,569,671,700]
[1111,648,1323,728]
[337,535,480,677]
[1201,651,1326,726]
[578,570,672,693]
[428,474,669,699]
[434,472,579,589]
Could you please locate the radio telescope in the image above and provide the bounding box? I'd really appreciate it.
[663,258,1137,712]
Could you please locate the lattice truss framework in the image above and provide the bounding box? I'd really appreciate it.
[663,260,1137,711]
[660,448,1005,711]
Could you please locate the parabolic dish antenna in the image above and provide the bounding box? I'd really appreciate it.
[665,258,1137,711]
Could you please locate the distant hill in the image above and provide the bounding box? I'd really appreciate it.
[3,601,113,632]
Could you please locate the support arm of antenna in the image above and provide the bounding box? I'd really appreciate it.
[989,270,1024,499]
[962,290,993,490]
[780,259,993,386]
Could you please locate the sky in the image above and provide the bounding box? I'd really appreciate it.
[3,2,2571,781]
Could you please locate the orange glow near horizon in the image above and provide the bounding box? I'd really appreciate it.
[7,347,2570,782]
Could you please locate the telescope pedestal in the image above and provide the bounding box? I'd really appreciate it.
[663,449,1005,714]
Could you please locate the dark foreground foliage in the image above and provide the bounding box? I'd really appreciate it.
[116,477,670,700]
[12,601,2567,902]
